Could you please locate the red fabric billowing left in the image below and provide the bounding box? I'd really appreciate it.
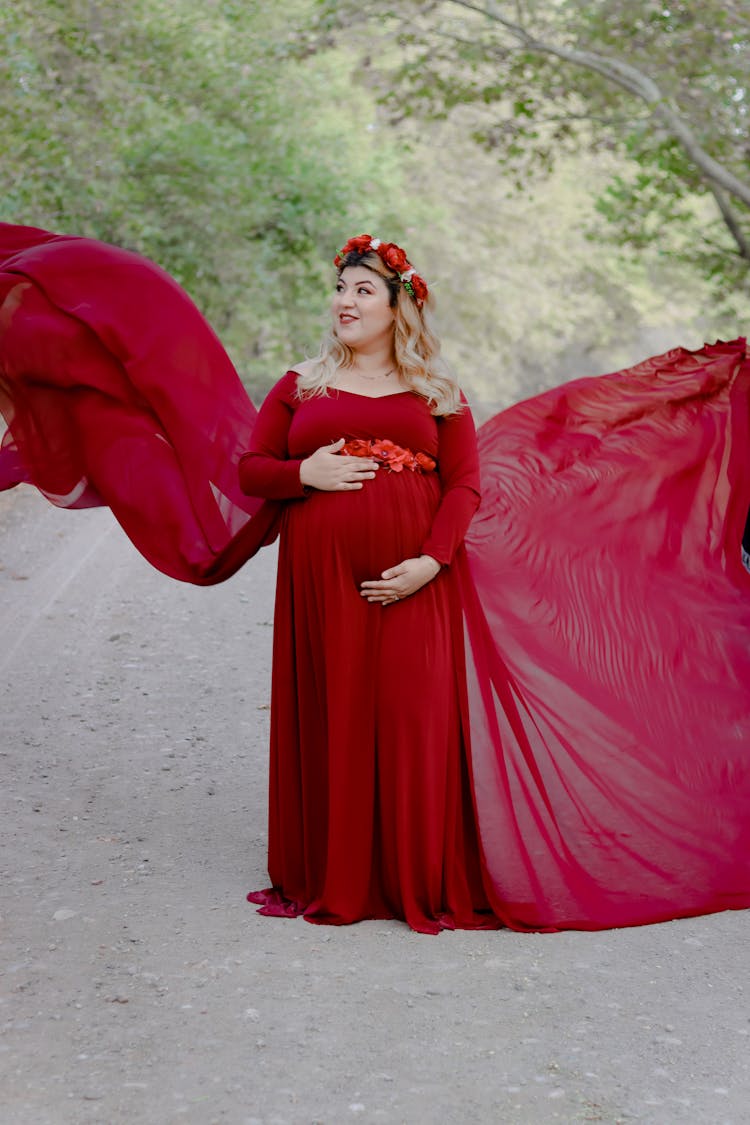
[0,224,280,582]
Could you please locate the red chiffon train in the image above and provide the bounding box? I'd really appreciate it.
[0,223,280,582]
[2,222,750,932]
[462,341,750,929]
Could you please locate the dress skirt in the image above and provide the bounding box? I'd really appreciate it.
[253,455,498,933]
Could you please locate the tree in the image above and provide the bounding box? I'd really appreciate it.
[0,0,414,393]
[310,0,750,305]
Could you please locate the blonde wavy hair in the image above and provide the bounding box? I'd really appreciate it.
[295,248,462,416]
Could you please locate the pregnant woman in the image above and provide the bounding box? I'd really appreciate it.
[238,236,495,932]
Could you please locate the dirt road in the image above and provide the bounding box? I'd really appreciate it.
[1,486,748,1125]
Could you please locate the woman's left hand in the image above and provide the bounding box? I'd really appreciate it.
[360,555,441,605]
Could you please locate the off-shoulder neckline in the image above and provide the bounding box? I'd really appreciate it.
[335,388,413,400]
[285,371,414,401]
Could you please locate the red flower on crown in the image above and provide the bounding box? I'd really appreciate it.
[334,234,429,307]
[334,234,373,266]
[380,243,410,273]
[409,274,429,304]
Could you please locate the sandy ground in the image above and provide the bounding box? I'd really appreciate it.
[1,485,749,1125]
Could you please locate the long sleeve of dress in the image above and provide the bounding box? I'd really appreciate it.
[420,402,481,566]
[238,371,308,500]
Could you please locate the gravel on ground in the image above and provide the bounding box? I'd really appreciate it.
[1,486,748,1125]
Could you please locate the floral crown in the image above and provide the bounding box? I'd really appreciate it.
[334,234,429,307]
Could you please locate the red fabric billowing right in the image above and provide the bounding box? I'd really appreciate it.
[461,341,750,930]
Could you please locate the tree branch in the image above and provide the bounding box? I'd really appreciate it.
[447,0,750,212]
[706,183,750,262]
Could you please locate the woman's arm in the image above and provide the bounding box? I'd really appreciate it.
[238,372,309,500]
[239,371,379,499]
[420,399,481,566]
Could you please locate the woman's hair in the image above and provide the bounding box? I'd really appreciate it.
[295,248,462,416]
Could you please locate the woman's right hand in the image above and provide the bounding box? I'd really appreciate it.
[299,438,379,492]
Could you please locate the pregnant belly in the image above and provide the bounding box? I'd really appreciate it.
[282,470,440,587]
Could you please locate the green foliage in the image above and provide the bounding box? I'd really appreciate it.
[1,0,741,412]
[311,0,750,309]
[396,111,721,411]
[0,0,412,395]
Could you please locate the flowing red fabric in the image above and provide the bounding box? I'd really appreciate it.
[461,342,750,929]
[0,224,280,582]
[2,222,750,932]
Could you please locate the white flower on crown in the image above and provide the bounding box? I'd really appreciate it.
[369,238,382,250]
[401,268,415,282]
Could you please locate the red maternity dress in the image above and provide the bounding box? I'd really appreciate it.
[3,222,750,934]
[238,374,497,932]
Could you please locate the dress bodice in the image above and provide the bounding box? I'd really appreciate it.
[284,382,440,460]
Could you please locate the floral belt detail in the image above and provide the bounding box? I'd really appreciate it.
[340,438,436,474]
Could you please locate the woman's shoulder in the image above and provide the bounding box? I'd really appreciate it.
[273,359,315,396]
[263,361,316,408]
[287,358,315,377]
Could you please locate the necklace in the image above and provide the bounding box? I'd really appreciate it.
[353,366,395,382]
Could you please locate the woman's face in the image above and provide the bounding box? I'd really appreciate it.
[332,267,396,354]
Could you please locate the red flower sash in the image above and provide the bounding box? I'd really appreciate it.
[340,438,436,473]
